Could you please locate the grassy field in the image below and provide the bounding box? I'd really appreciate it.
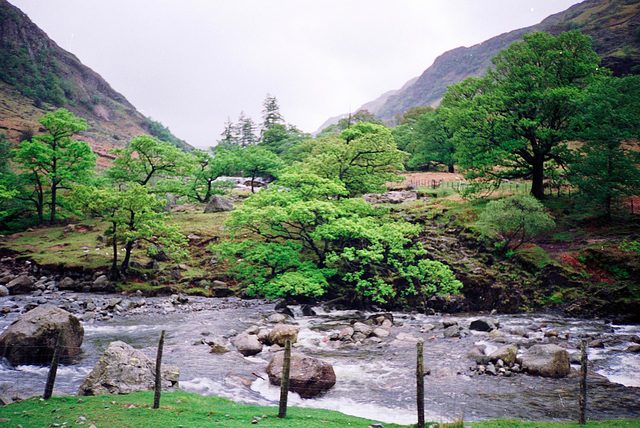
[0,391,637,428]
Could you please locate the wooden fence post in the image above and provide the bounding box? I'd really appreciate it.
[578,339,588,424]
[153,330,166,409]
[416,340,425,428]
[43,329,64,400]
[278,339,292,418]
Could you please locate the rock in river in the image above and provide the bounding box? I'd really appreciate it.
[0,304,84,365]
[520,344,570,378]
[78,341,179,395]
[266,352,336,398]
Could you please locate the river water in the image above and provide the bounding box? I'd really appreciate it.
[1,293,639,424]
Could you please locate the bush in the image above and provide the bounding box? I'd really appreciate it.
[476,194,555,253]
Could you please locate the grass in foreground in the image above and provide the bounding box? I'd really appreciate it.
[0,391,638,428]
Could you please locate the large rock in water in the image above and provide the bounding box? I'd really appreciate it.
[204,195,234,213]
[78,341,179,396]
[0,305,83,365]
[266,352,336,398]
[520,344,570,378]
[267,324,299,346]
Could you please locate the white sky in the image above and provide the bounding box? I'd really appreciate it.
[8,0,582,149]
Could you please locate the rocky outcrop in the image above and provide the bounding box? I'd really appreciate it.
[204,195,234,213]
[5,274,35,294]
[266,352,336,398]
[363,190,418,204]
[0,304,84,365]
[520,344,570,378]
[78,341,179,396]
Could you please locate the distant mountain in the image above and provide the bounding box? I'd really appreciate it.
[0,0,191,165]
[332,0,640,126]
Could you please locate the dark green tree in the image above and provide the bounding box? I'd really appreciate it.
[446,31,603,199]
[568,75,640,219]
[261,93,284,136]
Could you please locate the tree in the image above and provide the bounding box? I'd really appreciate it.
[237,145,285,192]
[446,31,603,199]
[187,148,239,203]
[70,183,187,280]
[568,75,640,219]
[109,135,189,187]
[305,122,407,196]
[218,117,239,149]
[477,194,555,253]
[261,93,284,136]
[12,109,95,224]
[238,111,258,147]
[214,172,461,305]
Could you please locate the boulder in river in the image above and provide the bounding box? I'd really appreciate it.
[5,274,35,294]
[520,344,570,378]
[268,324,299,346]
[0,304,84,365]
[266,352,336,398]
[232,333,263,356]
[489,344,518,367]
[470,319,496,332]
[78,341,179,396]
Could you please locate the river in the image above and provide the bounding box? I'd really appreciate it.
[1,292,639,424]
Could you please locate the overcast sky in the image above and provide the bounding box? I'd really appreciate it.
[9,0,582,149]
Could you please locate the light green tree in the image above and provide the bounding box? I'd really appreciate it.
[12,109,95,224]
[214,172,461,305]
[186,148,239,203]
[108,134,189,188]
[305,122,407,196]
[446,31,603,199]
[71,183,187,279]
[237,145,285,192]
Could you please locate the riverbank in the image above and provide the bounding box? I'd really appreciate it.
[2,391,638,428]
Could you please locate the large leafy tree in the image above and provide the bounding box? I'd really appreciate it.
[568,75,640,219]
[446,31,602,199]
[13,109,95,224]
[305,122,407,196]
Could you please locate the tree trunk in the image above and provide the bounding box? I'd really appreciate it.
[50,181,57,224]
[531,154,545,200]
[448,163,455,173]
[121,240,134,273]
[110,225,120,281]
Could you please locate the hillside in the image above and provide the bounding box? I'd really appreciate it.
[351,0,640,123]
[0,0,191,159]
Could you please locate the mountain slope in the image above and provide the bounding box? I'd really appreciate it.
[364,0,640,122]
[0,0,191,162]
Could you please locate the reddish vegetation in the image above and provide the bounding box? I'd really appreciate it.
[556,253,616,284]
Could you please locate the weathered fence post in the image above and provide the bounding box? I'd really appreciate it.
[578,339,588,424]
[43,329,64,400]
[278,339,292,418]
[416,340,425,428]
[153,330,166,409]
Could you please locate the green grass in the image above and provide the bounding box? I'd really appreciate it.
[0,392,637,428]
[0,391,405,428]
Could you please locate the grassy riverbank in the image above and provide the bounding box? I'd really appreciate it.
[0,391,638,428]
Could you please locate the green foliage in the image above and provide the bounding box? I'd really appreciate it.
[236,145,285,192]
[185,148,239,202]
[214,172,460,305]
[70,183,187,279]
[477,194,555,253]
[445,31,603,199]
[12,109,94,224]
[568,75,640,219]
[304,122,407,196]
[109,135,190,188]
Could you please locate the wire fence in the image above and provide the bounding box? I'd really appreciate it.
[0,335,593,426]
